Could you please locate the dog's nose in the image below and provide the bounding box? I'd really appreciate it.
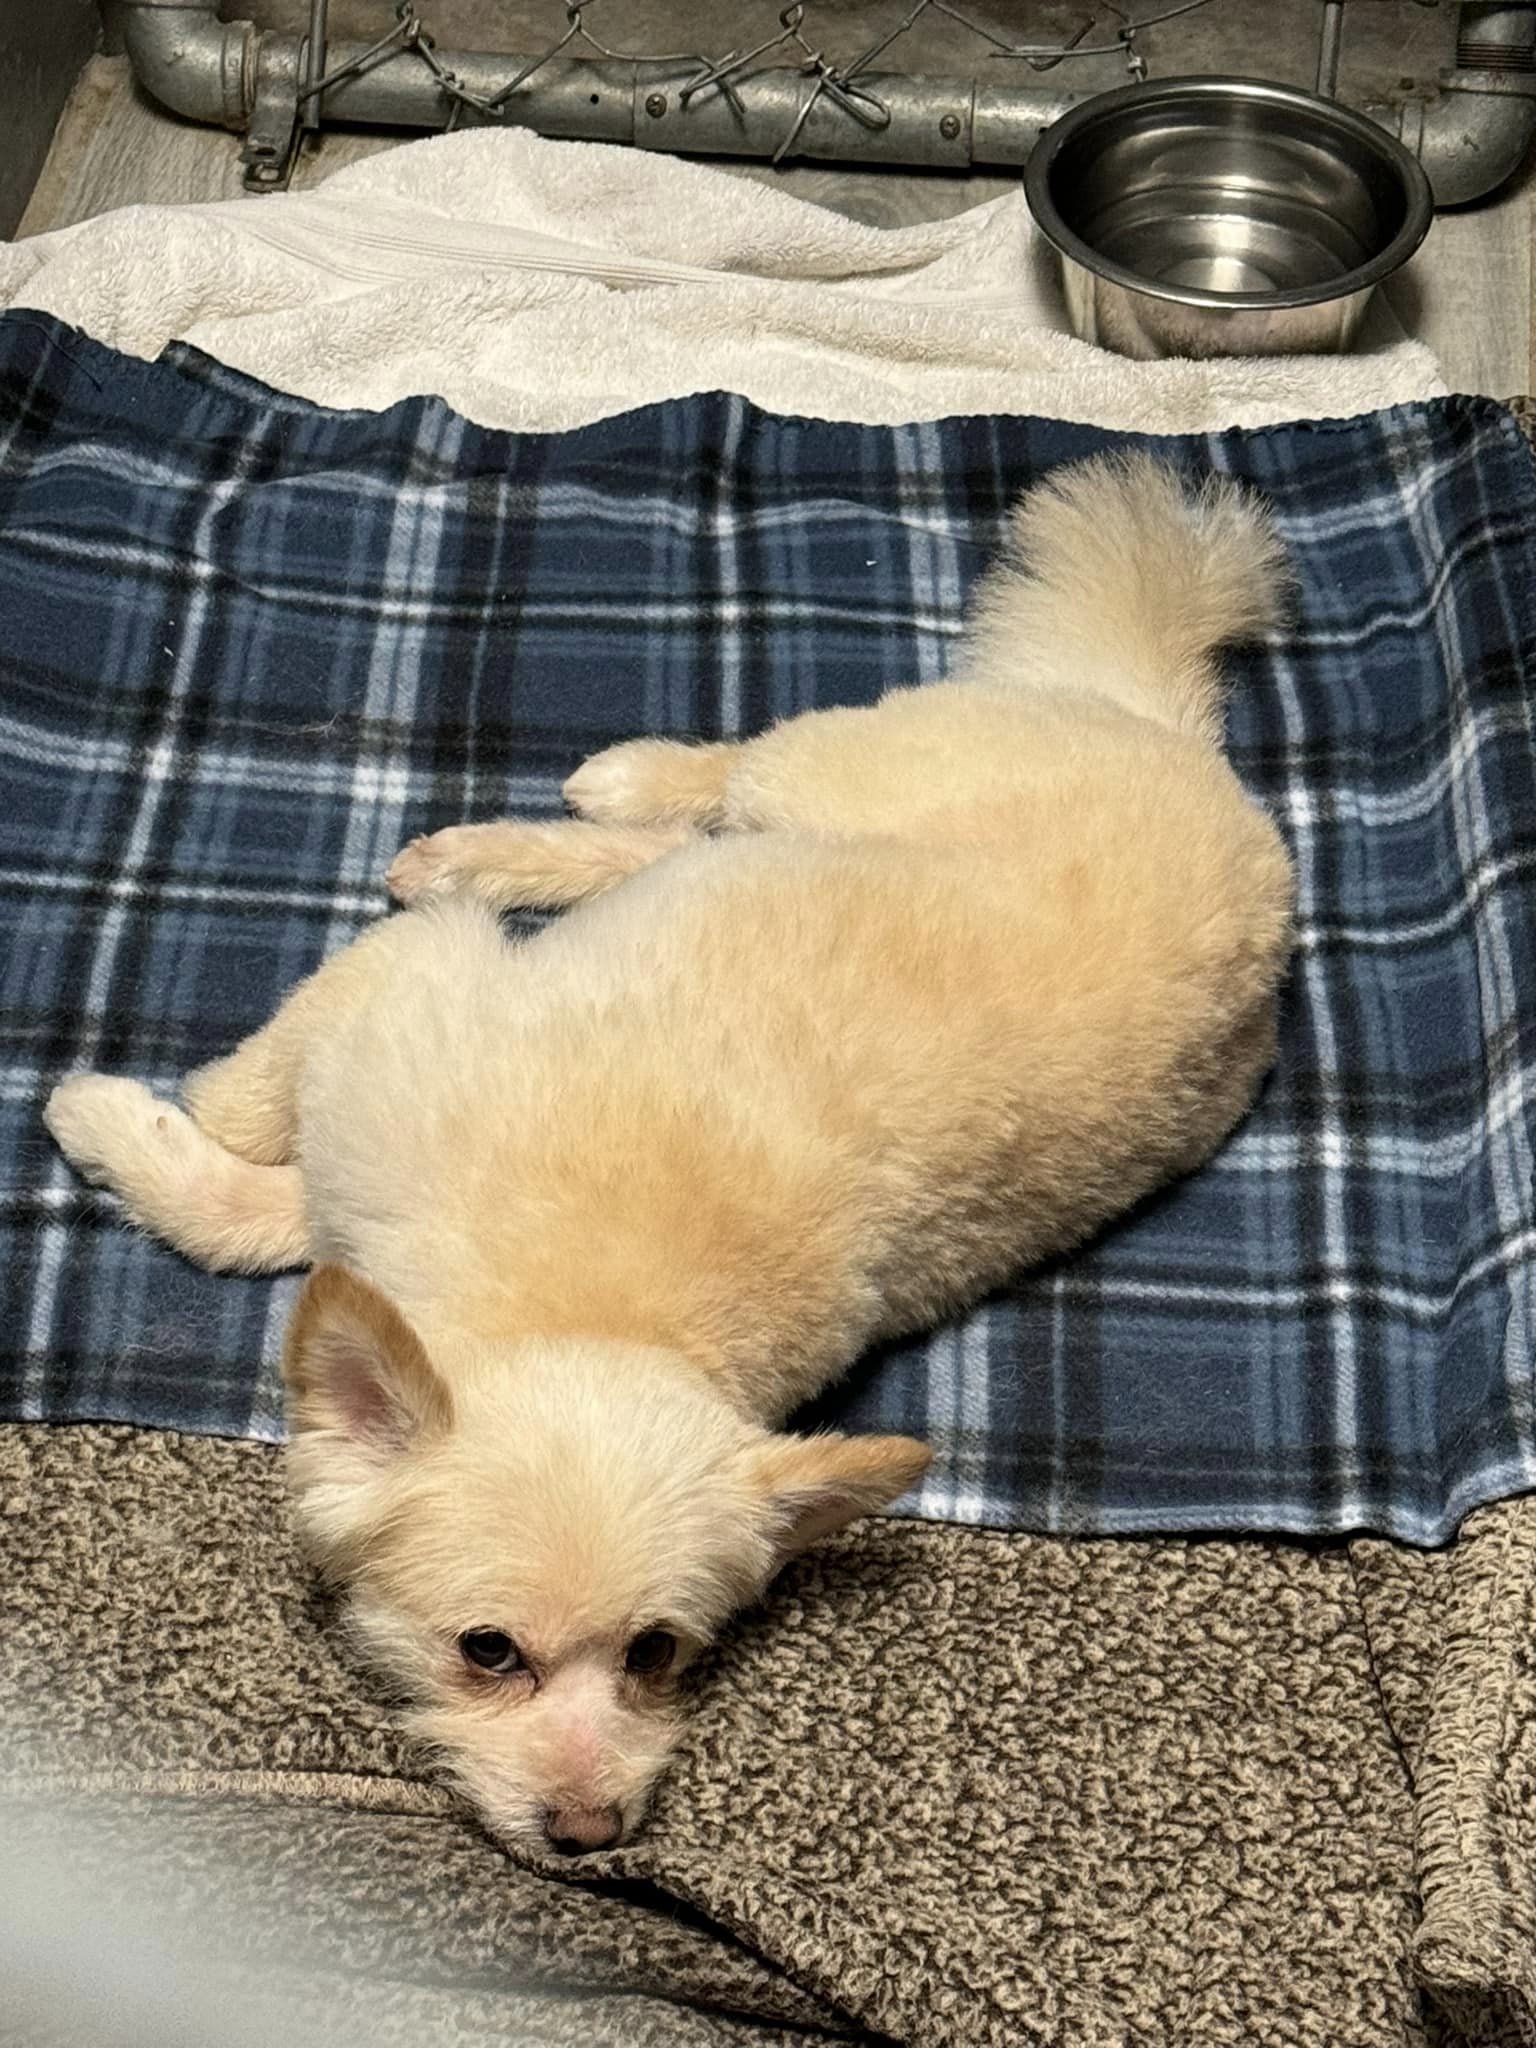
[543,1804,623,1855]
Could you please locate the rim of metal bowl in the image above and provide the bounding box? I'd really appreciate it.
[1023,74,1435,313]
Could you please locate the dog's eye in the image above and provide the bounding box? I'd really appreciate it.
[458,1628,523,1674]
[625,1629,676,1676]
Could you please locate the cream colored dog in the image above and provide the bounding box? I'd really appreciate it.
[45,456,1293,1855]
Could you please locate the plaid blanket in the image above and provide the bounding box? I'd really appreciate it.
[3,310,1534,1544]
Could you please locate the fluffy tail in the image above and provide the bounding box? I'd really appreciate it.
[957,454,1290,743]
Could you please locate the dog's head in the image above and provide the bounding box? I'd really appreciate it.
[282,1265,929,1854]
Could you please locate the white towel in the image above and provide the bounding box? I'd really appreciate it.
[0,127,1446,434]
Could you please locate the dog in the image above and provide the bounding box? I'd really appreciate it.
[45,455,1294,1856]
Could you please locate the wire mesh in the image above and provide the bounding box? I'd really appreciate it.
[300,0,1225,161]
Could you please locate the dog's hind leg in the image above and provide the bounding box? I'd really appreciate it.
[180,1016,310,1167]
[386,818,693,912]
[43,1076,309,1273]
[563,739,741,829]
[182,910,445,1166]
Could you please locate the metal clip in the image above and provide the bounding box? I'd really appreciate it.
[241,60,303,192]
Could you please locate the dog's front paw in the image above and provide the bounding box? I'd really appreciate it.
[387,828,474,905]
[44,1074,179,1189]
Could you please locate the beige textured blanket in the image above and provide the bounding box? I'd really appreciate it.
[4,1418,1534,2047]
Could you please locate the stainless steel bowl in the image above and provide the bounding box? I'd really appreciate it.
[1024,76,1434,359]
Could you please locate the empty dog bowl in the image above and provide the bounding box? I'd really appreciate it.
[1024,75,1434,359]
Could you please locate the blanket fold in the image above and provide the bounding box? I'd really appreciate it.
[1411,1503,1536,2041]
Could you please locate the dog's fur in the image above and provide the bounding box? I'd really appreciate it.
[45,456,1294,1852]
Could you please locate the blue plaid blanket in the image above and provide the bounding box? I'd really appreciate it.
[3,310,1534,1544]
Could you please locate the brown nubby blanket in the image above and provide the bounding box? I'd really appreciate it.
[4,1422,1535,2048]
[5,407,1536,2048]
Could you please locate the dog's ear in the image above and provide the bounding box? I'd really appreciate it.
[283,1264,453,1476]
[747,1431,931,1566]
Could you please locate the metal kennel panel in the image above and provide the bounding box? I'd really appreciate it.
[104,0,1536,203]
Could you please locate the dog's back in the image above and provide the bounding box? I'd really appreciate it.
[310,466,1293,1416]
[50,454,1295,1425]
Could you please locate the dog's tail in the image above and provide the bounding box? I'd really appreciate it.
[957,453,1290,743]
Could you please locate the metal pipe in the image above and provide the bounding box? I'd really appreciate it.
[303,0,328,134]
[116,0,1072,166]
[1391,73,1536,204]
[113,0,1536,203]
[1316,2,1344,99]
[299,46,1074,166]
[1456,1,1536,67]
[1365,3,1536,208]
[119,0,252,130]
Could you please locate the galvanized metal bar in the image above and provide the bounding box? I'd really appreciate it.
[1316,2,1345,97]
[303,0,328,133]
[114,0,1536,207]
[1455,1,1536,67]
[275,41,1075,167]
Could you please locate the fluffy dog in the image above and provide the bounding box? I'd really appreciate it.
[45,456,1293,1855]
